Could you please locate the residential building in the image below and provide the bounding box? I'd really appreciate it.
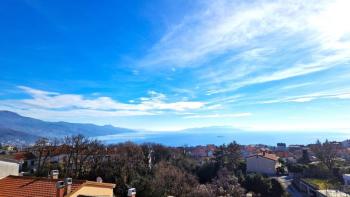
[189,145,216,158]
[288,144,304,151]
[343,174,350,185]
[0,175,115,197]
[3,145,16,152]
[241,145,259,158]
[276,143,287,151]
[9,151,37,172]
[246,152,280,175]
[0,158,19,179]
[342,140,350,148]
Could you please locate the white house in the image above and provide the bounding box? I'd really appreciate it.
[0,158,19,179]
[246,152,280,175]
[343,174,350,185]
[342,140,350,148]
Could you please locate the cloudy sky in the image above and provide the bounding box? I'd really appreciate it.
[1,0,350,132]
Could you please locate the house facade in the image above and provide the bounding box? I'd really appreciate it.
[246,152,280,175]
[0,159,19,179]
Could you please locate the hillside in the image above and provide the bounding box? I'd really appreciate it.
[0,110,136,143]
[0,127,39,145]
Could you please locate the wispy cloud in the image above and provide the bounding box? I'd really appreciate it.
[0,86,206,119]
[260,91,350,104]
[1,0,350,132]
[281,82,314,90]
[184,112,251,119]
[139,0,350,96]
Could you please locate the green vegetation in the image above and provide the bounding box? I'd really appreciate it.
[243,173,288,197]
[303,178,330,189]
[302,178,341,190]
[28,135,286,197]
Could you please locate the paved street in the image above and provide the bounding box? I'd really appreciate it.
[276,176,304,197]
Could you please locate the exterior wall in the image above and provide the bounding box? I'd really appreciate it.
[342,140,350,148]
[20,159,36,173]
[0,161,19,179]
[246,156,277,175]
[343,174,350,185]
[50,154,68,164]
[69,186,114,197]
[317,190,349,197]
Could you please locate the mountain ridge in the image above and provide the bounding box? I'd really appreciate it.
[0,110,136,144]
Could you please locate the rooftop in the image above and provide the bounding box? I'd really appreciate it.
[317,190,350,197]
[246,152,279,161]
[0,175,84,197]
[14,152,36,161]
[0,157,20,164]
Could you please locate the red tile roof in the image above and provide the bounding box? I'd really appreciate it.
[246,153,279,161]
[0,176,84,197]
[14,152,36,161]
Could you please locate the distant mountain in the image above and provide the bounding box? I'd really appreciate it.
[0,111,136,143]
[0,127,39,145]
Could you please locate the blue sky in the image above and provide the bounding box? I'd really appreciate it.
[1,0,350,132]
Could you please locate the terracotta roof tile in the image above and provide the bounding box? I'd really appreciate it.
[246,153,279,161]
[14,152,36,161]
[0,176,84,197]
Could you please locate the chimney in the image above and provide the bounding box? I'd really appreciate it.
[96,176,103,183]
[50,170,59,179]
[64,178,73,195]
[56,181,65,197]
[128,188,136,197]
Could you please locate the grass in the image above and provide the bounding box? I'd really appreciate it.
[302,178,341,190]
[303,178,330,189]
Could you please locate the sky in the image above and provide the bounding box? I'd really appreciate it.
[1,0,350,132]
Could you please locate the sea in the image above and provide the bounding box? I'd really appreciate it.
[96,127,350,147]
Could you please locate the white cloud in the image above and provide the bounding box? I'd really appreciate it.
[281,82,314,90]
[260,91,350,104]
[139,0,350,96]
[184,112,251,119]
[141,0,349,65]
[205,104,223,110]
[335,93,350,99]
[212,49,350,94]
[140,0,307,67]
[18,86,59,96]
[0,86,205,119]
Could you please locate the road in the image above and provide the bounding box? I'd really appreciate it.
[276,176,304,197]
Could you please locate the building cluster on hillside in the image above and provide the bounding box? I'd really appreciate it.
[240,140,350,197]
[3,139,350,196]
[187,144,216,159]
[0,145,116,197]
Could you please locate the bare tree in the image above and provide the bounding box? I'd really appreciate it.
[62,136,74,177]
[151,161,197,197]
[33,137,49,176]
[311,140,338,171]
[211,168,245,197]
[33,137,60,176]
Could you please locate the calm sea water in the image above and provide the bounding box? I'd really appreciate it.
[97,128,350,146]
